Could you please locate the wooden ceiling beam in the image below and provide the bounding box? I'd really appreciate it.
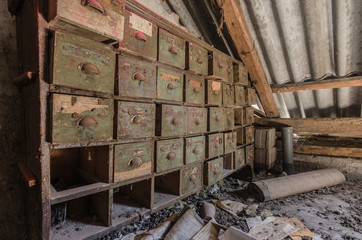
[222,0,279,117]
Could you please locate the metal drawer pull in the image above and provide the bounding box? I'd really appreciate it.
[166,152,176,160]
[190,174,197,182]
[75,116,98,127]
[171,117,181,125]
[134,31,147,41]
[81,0,105,15]
[132,72,146,81]
[78,62,100,74]
[195,118,201,125]
[131,115,144,124]
[193,87,200,93]
[192,147,200,154]
[197,57,204,64]
[167,82,175,89]
[128,157,143,167]
[168,46,178,55]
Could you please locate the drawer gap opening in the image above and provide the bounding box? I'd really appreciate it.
[154,170,181,208]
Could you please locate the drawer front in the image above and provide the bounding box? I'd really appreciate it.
[157,67,184,101]
[188,43,208,75]
[226,59,233,83]
[224,108,234,130]
[235,85,246,106]
[117,101,155,139]
[236,128,244,145]
[158,29,186,69]
[120,11,158,60]
[209,51,228,80]
[223,83,235,106]
[187,107,207,135]
[206,80,222,105]
[246,144,254,164]
[234,148,246,169]
[224,132,237,154]
[204,157,223,186]
[234,108,243,125]
[185,73,205,105]
[156,138,184,173]
[245,126,254,144]
[181,163,202,194]
[158,105,187,137]
[244,107,254,125]
[50,0,125,42]
[118,55,156,98]
[185,136,205,164]
[52,32,115,94]
[247,88,257,106]
[207,133,224,158]
[51,94,113,143]
[114,142,152,182]
[209,107,225,132]
[234,63,248,85]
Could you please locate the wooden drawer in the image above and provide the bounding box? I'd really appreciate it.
[224,132,236,154]
[224,108,234,130]
[246,88,257,106]
[244,126,254,144]
[208,51,231,81]
[185,136,205,164]
[51,94,113,144]
[244,107,254,126]
[157,67,184,102]
[118,55,156,98]
[117,101,155,140]
[156,105,187,137]
[235,85,246,106]
[209,107,225,132]
[187,42,208,75]
[245,144,254,164]
[204,157,223,186]
[234,63,248,86]
[119,10,158,60]
[49,0,125,42]
[234,108,243,126]
[185,73,205,105]
[223,153,233,170]
[181,162,202,194]
[223,83,234,106]
[51,32,115,94]
[156,138,184,173]
[234,148,246,169]
[206,133,223,159]
[158,29,186,69]
[187,107,207,135]
[114,142,152,182]
[236,128,244,145]
[206,80,222,105]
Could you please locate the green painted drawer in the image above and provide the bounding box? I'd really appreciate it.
[224,132,237,154]
[234,148,245,169]
[244,107,254,126]
[156,105,187,137]
[207,133,224,159]
[234,63,248,86]
[185,73,205,105]
[208,51,228,80]
[117,101,155,139]
[156,138,184,173]
[118,55,156,98]
[246,144,254,164]
[247,88,257,106]
[234,108,243,126]
[206,80,222,105]
[209,107,225,132]
[158,29,186,69]
[114,141,153,182]
[157,67,184,102]
[204,157,223,186]
[187,107,207,135]
[187,42,208,75]
[224,153,233,170]
[235,85,246,106]
[51,32,115,94]
[223,83,235,106]
[185,136,205,164]
[224,108,234,130]
[181,162,202,194]
[51,94,113,144]
[244,126,254,144]
[119,10,158,60]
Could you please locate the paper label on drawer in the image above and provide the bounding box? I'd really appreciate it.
[211,81,221,90]
[129,13,152,37]
[189,80,201,87]
[161,72,181,81]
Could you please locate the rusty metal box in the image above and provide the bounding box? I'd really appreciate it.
[187,107,207,135]
[155,138,184,173]
[51,94,113,144]
[224,108,234,130]
[181,162,202,194]
[185,73,205,105]
[244,126,254,145]
[206,80,222,105]
[114,141,153,182]
[157,66,184,102]
[234,148,245,169]
[233,63,248,86]
[224,131,237,154]
[156,105,187,137]
[187,42,208,75]
[117,101,155,139]
[204,157,223,186]
[158,28,186,69]
[235,85,246,106]
[246,88,257,106]
[245,144,254,164]
[51,32,115,94]
[118,55,156,98]
[223,83,235,106]
[206,133,224,159]
[208,107,225,132]
[223,153,233,170]
[185,136,205,164]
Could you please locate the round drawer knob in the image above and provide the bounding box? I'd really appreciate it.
[166,152,176,160]
[190,174,197,182]
[128,157,143,167]
[215,116,221,121]
[171,118,181,125]
[131,115,144,124]
[213,168,220,175]
[193,147,200,154]
[195,118,201,125]
[167,82,175,89]
[193,87,200,93]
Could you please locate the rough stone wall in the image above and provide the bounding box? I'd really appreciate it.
[0,1,26,240]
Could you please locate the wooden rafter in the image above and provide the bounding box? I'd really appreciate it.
[222,0,279,117]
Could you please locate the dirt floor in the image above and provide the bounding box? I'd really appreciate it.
[101,168,362,240]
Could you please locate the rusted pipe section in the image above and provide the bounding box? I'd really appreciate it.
[281,126,294,175]
[250,168,346,201]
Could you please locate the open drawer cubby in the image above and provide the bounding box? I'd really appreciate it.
[153,170,181,209]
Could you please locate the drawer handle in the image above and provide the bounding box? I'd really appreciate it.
[215,116,221,121]
[168,46,178,55]
[196,57,204,64]
[167,82,175,89]
[171,118,181,125]
[131,115,144,124]
[218,63,224,69]
[81,0,105,15]
[215,142,221,148]
[192,147,200,154]
[132,72,146,81]
[193,87,200,93]
[166,152,176,160]
[190,174,197,182]
[213,168,220,175]
[195,118,202,125]
[128,157,143,167]
[75,116,98,128]
[212,90,220,95]
[78,62,100,75]
[134,31,147,42]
